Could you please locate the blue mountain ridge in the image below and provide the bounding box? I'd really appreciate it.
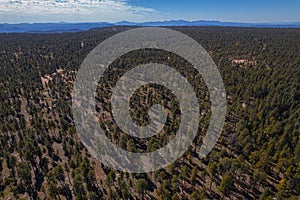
[1,20,300,33]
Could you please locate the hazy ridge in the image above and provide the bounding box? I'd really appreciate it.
[1,20,300,33]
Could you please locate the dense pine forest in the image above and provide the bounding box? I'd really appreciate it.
[0,26,299,200]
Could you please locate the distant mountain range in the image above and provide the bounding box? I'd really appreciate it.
[1,20,300,33]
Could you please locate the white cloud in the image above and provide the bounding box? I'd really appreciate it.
[0,0,160,23]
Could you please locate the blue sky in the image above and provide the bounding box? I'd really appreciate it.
[132,0,300,22]
[0,0,299,23]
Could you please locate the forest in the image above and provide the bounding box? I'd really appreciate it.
[0,26,299,199]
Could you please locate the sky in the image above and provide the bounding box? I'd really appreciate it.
[0,0,299,23]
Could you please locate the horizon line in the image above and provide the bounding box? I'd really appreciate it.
[1,19,300,25]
